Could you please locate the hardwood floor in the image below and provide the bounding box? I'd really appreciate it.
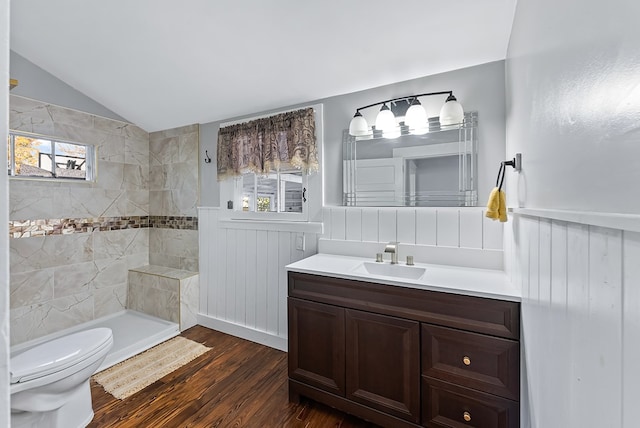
[89,325,379,428]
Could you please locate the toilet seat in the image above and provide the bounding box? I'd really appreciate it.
[11,328,113,384]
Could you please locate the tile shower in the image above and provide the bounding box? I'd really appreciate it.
[8,95,199,345]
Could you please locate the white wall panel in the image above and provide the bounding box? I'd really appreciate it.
[225,229,237,321]
[459,209,483,249]
[234,229,247,325]
[216,226,228,320]
[436,209,459,247]
[244,229,257,329]
[416,209,437,246]
[266,230,279,335]
[378,209,397,243]
[586,226,622,427]
[277,233,291,336]
[330,208,346,240]
[396,209,416,245]
[345,208,362,241]
[255,230,269,332]
[361,208,379,242]
[482,212,504,250]
[623,231,640,428]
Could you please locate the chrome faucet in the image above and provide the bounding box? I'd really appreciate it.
[384,241,399,264]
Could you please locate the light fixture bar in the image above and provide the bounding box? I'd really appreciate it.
[353,91,453,113]
[348,90,464,137]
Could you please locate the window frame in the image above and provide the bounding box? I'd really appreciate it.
[8,130,96,182]
[219,103,323,222]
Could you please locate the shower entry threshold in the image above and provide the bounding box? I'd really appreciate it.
[10,310,180,372]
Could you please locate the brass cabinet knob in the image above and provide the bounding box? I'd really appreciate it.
[463,356,471,366]
[463,411,472,422]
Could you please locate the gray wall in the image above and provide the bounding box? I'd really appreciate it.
[506,0,640,427]
[200,60,506,207]
[506,0,640,214]
[9,50,127,123]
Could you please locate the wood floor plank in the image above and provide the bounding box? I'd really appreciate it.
[89,325,379,428]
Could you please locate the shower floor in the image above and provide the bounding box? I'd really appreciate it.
[11,310,180,372]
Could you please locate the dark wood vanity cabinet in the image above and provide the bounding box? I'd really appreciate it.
[288,271,520,428]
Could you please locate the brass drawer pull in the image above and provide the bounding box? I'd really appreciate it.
[463,411,472,422]
[463,356,471,366]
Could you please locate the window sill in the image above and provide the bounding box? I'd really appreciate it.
[9,176,94,184]
[218,219,323,233]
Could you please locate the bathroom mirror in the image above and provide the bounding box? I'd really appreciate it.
[343,112,477,207]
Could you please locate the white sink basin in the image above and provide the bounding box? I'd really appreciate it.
[352,261,426,280]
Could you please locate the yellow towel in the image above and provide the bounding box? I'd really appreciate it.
[486,187,507,222]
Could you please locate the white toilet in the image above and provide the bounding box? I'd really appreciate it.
[10,327,114,428]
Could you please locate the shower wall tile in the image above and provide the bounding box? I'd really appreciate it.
[9,181,55,220]
[180,274,199,331]
[123,164,149,190]
[125,136,150,166]
[149,136,179,166]
[93,228,149,260]
[53,261,98,298]
[10,234,93,274]
[9,269,54,309]
[149,228,198,272]
[10,292,94,344]
[93,258,128,289]
[97,134,126,163]
[94,284,127,319]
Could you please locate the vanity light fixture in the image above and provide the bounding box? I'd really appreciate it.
[348,90,464,137]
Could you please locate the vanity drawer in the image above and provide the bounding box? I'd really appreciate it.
[288,272,520,339]
[422,378,519,428]
[422,324,519,400]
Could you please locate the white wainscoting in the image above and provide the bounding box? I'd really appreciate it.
[198,207,318,351]
[506,212,640,428]
[322,206,504,269]
[322,206,503,249]
[199,206,505,350]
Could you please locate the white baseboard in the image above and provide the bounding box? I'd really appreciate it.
[197,314,288,352]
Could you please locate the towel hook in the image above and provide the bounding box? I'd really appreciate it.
[501,153,522,172]
[204,150,212,164]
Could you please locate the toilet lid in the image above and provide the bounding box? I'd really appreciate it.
[10,327,113,384]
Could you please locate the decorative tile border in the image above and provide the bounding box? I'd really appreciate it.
[149,216,199,230]
[9,215,198,238]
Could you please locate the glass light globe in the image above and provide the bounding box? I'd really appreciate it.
[348,112,369,136]
[375,104,397,133]
[405,101,428,135]
[439,96,464,126]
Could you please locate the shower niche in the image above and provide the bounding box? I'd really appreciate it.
[343,112,477,207]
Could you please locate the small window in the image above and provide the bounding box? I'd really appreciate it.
[8,131,95,181]
[237,169,305,214]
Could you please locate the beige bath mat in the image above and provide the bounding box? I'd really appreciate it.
[92,336,211,400]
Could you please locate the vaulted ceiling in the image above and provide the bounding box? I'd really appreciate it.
[10,0,517,132]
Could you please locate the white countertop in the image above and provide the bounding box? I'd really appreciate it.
[286,253,521,302]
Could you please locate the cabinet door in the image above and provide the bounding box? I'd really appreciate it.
[345,309,420,423]
[288,298,346,396]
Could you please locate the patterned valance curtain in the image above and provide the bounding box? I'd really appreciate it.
[217,107,318,181]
